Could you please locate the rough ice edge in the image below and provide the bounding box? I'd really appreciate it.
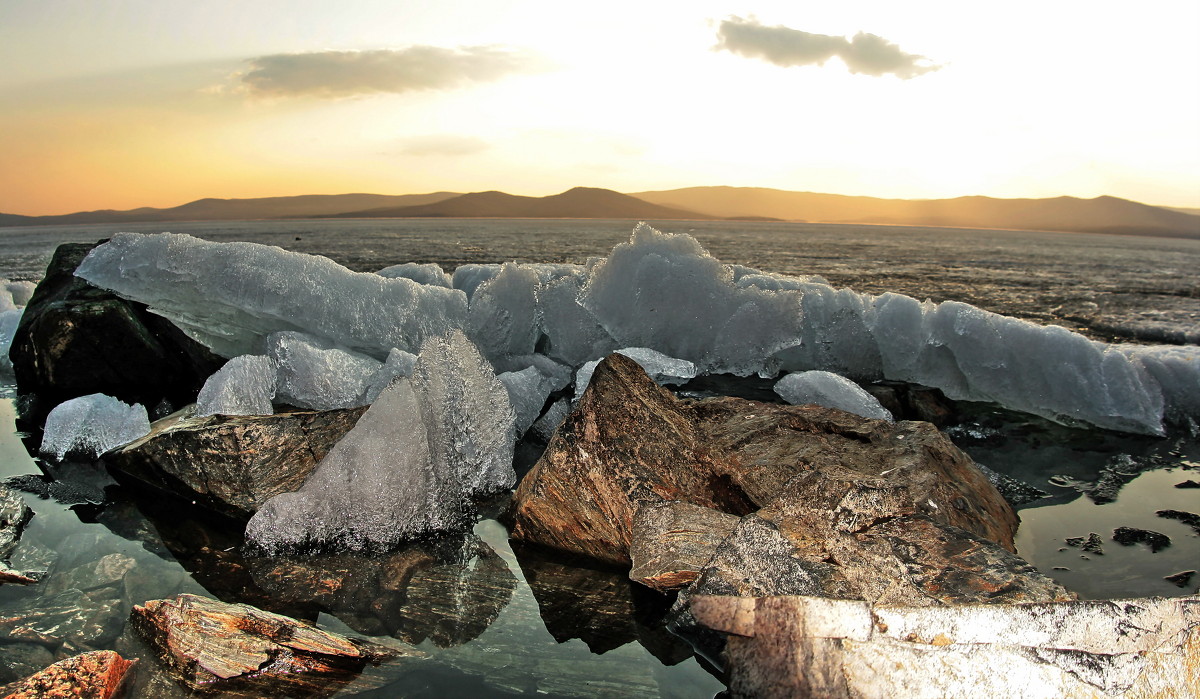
[574,347,698,400]
[40,394,150,460]
[775,370,894,421]
[195,355,278,417]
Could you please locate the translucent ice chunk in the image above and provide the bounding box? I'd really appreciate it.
[0,308,23,372]
[195,355,278,417]
[466,262,541,361]
[377,262,452,288]
[245,330,515,552]
[75,232,468,359]
[499,367,555,437]
[574,347,697,399]
[774,371,893,421]
[362,348,418,404]
[1119,344,1200,425]
[40,394,150,460]
[491,354,572,392]
[266,331,382,410]
[531,398,572,442]
[452,264,504,300]
[537,274,617,366]
[0,280,36,313]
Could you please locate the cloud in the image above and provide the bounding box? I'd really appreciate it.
[715,16,940,79]
[239,46,543,98]
[399,134,490,157]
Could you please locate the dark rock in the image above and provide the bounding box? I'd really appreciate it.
[1157,509,1200,535]
[4,473,105,507]
[974,464,1047,507]
[629,500,740,591]
[0,642,55,686]
[104,405,365,519]
[0,587,126,653]
[1175,479,1200,489]
[1112,526,1172,552]
[1,483,38,584]
[9,242,223,418]
[1064,533,1105,555]
[130,593,416,696]
[690,594,1200,698]
[1165,570,1196,587]
[0,649,135,699]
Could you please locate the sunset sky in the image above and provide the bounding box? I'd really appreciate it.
[2,0,1197,215]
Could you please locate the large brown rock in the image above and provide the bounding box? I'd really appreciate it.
[104,405,365,519]
[511,353,1019,567]
[628,500,740,591]
[692,594,1200,699]
[10,242,222,417]
[130,593,416,697]
[1,649,135,699]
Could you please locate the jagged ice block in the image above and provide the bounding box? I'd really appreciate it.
[40,394,150,460]
[774,371,893,421]
[195,355,278,417]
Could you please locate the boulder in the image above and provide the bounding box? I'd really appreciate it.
[691,594,1200,698]
[129,593,416,696]
[628,500,740,591]
[104,405,366,519]
[0,649,135,699]
[9,242,222,416]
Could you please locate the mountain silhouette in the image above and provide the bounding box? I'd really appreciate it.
[331,187,711,220]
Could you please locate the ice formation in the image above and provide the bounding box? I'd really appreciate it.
[531,398,572,442]
[265,331,382,410]
[0,309,22,372]
[245,330,515,552]
[376,262,452,288]
[75,232,468,359]
[40,394,150,460]
[361,348,418,404]
[574,347,698,400]
[0,280,35,313]
[499,365,567,436]
[774,371,893,421]
[466,262,542,360]
[195,355,278,417]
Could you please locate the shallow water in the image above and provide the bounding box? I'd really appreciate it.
[0,218,1197,694]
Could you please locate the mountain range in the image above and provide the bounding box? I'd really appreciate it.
[3,186,1197,239]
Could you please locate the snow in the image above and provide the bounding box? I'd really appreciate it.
[574,347,697,400]
[195,355,278,417]
[40,394,150,460]
[245,330,515,552]
[265,331,382,411]
[774,371,894,421]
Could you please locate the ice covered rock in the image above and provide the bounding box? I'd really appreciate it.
[376,262,452,287]
[574,347,697,399]
[245,330,515,552]
[195,355,278,417]
[75,232,468,359]
[266,331,381,410]
[361,347,418,404]
[40,393,150,460]
[774,371,893,421]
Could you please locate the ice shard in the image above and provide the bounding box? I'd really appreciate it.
[265,331,381,410]
[40,394,150,460]
[195,355,278,417]
[774,371,893,421]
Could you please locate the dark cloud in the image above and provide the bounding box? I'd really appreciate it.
[399,134,490,157]
[239,46,542,98]
[715,16,940,79]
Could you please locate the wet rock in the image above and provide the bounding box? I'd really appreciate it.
[1176,479,1200,488]
[104,405,365,519]
[130,593,414,696]
[0,649,135,699]
[0,643,55,686]
[1165,570,1196,588]
[628,500,740,591]
[247,535,517,648]
[4,473,105,507]
[691,594,1200,699]
[974,464,1047,507]
[1112,526,1172,553]
[0,484,37,585]
[9,242,222,418]
[1064,532,1105,555]
[0,587,126,653]
[1157,508,1200,535]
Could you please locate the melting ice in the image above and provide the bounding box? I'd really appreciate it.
[40,394,150,460]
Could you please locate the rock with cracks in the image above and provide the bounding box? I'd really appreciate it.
[0,649,135,699]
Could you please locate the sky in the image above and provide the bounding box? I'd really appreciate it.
[2,0,1198,215]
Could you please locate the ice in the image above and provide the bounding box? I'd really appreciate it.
[497,356,571,436]
[75,232,468,359]
[1120,344,1200,424]
[531,398,572,442]
[774,370,893,421]
[40,393,150,460]
[0,280,35,313]
[579,223,803,376]
[376,262,452,288]
[195,355,278,417]
[537,273,617,366]
[361,348,418,404]
[245,330,515,553]
[491,354,573,392]
[574,347,698,399]
[0,309,23,372]
[466,262,542,361]
[452,264,504,299]
[265,331,382,410]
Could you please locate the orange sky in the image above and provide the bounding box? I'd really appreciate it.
[2,0,1197,215]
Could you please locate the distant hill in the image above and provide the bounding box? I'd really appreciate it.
[332,187,711,220]
[0,192,461,227]
[634,187,1200,239]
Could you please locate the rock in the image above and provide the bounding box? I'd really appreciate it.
[1165,570,1196,587]
[0,643,55,686]
[1064,532,1105,555]
[1157,508,1200,535]
[512,353,1016,566]
[628,500,740,591]
[510,354,755,566]
[1176,479,1200,488]
[0,588,126,653]
[9,242,222,417]
[103,405,366,519]
[1112,526,1172,552]
[130,593,414,696]
[0,484,37,585]
[691,594,1200,699]
[0,649,135,699]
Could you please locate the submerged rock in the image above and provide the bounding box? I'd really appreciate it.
[0,649,135,699]
[9,242,221,416]
[105,405,365,519]
[691,594,1200,699]
[130,593,411,696]
[0,483,37,584]
[1112,526,1172,553]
